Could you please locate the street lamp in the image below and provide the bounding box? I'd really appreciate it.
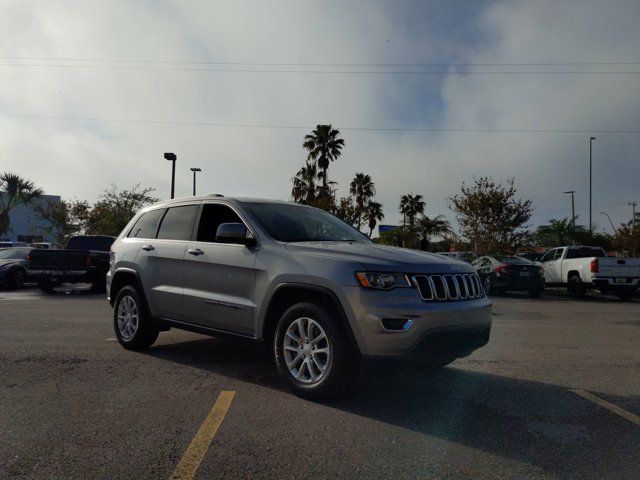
[190,167,202,196]
[589,137,596,232]
[164,152,177,199]
[600,212,616,234]
[564,191,576,230]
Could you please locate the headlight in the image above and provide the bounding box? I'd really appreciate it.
[356,272,412,290]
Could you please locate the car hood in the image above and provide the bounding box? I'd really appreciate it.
[284,241,474,274]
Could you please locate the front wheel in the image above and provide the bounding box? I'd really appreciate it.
[38,280,58,294]
[274,302,355,400]
[113,285,159,350]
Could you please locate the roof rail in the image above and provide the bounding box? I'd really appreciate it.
[208,194,224,197]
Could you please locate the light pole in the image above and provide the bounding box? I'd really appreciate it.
[589,137,596,232]
[600,212,616,234]
[564,191,576,230]
[164,152,177,199]
[630,201,638,230]
[190,167,202,196]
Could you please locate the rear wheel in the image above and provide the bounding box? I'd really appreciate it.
[274,302,355,400]
[482,276,491,295]
[568,275,587,298]
[38,280,58,294]
[113,285,159,350]
[617,288,636,301]
[9,268,26,289]
[528,287,542,298]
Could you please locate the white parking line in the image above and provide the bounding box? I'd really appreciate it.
[572,389,640,427]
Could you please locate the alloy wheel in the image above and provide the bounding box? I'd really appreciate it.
[283,317,331,385]
[117,295,139,341]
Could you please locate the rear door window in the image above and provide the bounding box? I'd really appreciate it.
[157,205,199,241]
[128,209,166,239]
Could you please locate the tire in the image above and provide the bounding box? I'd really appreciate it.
[568,275,586,298]
[482,276,491,296]
[528,287,542,298]
[113,285,159,350]
[617,289,636,301]
[90,278,107,293]
[9,268,27,289]
[273,302,355,400]
[38,280,57,294]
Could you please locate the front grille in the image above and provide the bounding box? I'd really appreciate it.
[412,273,484,302]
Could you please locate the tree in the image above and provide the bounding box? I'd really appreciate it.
[84,184,158,236]
[37,199,91,245]
[449,177,533,254]
[416,214,452,250]
[303,124,344,202]
[349,173,375,229]
[399,194,425,230]
[612,221,640,256]
[534,218,589,246]
[365,201,384,237]
[291,160,319,205]
[0,173,43,237]
[334,196,358,227]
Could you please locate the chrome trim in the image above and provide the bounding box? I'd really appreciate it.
[412,273,484,302]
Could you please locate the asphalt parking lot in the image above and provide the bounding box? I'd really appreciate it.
[1,287,639,479]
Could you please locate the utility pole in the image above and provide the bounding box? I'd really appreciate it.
[630,201,638,229]
[589,137,596,232]
[564,191,576,229]
[190,167,201,196]
[164,152,177,199]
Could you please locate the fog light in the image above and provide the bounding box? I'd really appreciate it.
[381,318,414,331]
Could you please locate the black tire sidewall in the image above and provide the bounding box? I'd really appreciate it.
[113,285,158,350]
[273,302,353,399]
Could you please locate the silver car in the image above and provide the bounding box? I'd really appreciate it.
[107,196,492,399]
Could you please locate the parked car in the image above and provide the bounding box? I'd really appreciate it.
[0,241,28,248]
[107,196,492,399]
[29,235,115,293]
[29,242,59,250]
[541,246,640,299]
[0,247,31,289]
[473,255,544,297]
[516,252,545,264]
[435,251,477,263]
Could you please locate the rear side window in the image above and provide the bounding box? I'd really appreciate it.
[157,205,199,241]
[128,209,166,239]
[196,204,243,243]
[566,247,605,259]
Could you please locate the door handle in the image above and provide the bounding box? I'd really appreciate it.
[188,248,204,256]
[141,245,155,251]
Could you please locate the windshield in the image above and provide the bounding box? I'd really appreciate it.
[243,202,369,243]
[0,248,29,260]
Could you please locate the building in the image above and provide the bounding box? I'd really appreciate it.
[1,194,61,243]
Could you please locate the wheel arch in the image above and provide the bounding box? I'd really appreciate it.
[109,268,145,306]
[261,283,360,354]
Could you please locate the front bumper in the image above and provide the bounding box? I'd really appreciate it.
[340,286,492,358]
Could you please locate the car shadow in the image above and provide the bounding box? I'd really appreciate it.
[144,336,640,478]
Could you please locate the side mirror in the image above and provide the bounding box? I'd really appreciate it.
[215,223,256,246]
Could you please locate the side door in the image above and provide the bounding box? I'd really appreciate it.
[135,203,199,320]
[182,202,258,335]
[542,248,563,284]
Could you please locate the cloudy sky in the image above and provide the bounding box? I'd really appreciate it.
[1,0,638,234]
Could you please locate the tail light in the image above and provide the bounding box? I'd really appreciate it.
[85,254,92,266]
[590,259,599,273]
[27,252,32,263]
[494,265,507,274]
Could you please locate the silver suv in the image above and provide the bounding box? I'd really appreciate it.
[107,196,491,398]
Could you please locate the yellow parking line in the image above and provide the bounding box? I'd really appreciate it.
[572,389,640,426]
[170,390,236,480]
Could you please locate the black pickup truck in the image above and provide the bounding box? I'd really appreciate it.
[29,235,115,293]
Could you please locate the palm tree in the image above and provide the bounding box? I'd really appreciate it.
[416,214,452,249]
[291,160,319,205]
[399,193,425,248]
[303,125,345,198]
[365,201,384,237]
[535,218,588,246]
[0,173,43,237]
[349,173,375,229]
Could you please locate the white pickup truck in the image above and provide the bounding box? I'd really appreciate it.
[541,246,640,299]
